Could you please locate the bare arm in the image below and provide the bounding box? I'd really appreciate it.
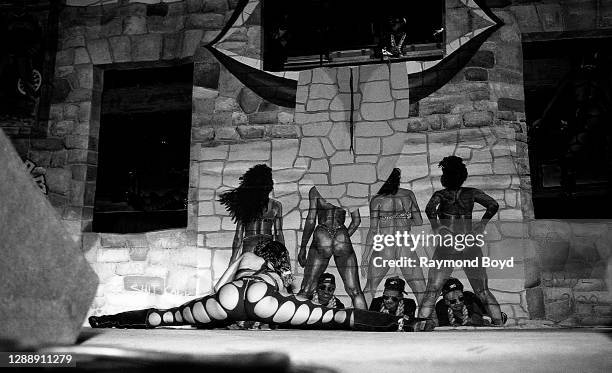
[347,208,361,236]
[273,201,285,244]
[230,223,245,263]
[403,190,423,226]
[473,189,499,230]
[298,187,318,267]
[425,192,443,233]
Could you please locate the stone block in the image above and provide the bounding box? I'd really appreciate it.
[360,81,391,103]
[463,111,493,127]
[498,98,524,112]
[214,127,240,141]
[354,122,393,137]
[0,130,98,346]
[56,49,74,67]
[206,233,234,248]
[228,141,270,161]
[312,68,336,84]
[464,68,488,81]
[331,164,376,184]
[185,13,225,29]
[309,84,336,100]
[73,47,91,64]
[249,112,278,125]
[396,154,429,181]
[360,102,395,121]
[123,16,147,35]
[272,139,299,169]
[358,64,388,81]
[236,125,265,139]
[299,138,325,158]
[198,216,221,231]
[442,114,463,129]
[108,36,131,62]
[330,151,354,165]
[131,34,162,61]
[182,29,204,58]
[87,39,112,64]
[511,5,543,33]
[302,122,332,137]
[46,168,72,195]
[269,125,298,138]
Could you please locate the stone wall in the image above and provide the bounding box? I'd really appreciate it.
[8,0,611,326]
[82,229,214,315]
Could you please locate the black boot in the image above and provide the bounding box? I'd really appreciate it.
[89,309,152,329]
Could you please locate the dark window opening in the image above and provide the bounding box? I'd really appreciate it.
[93,64,193,233]
[524,37,612,218]
[262,0,445,71]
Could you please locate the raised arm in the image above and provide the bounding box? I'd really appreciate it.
[230,222,245,263]
[362,197,380,276]
[298,187,318,267]
[273,201,285,244]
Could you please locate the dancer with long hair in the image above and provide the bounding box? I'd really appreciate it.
[89,241,424,332]
[362,168,426,306]
[417,156,504,328]
[297,186,367,309]
[219,164,285,262]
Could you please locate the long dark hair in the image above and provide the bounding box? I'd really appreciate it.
[218,164,273,223]
[254,240,293,291]
[439,156,468,189]
[377,168,401,195]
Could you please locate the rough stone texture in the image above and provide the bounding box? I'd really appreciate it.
[38,0,612,325]
[0,130,98,346]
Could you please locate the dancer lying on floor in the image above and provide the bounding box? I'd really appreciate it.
[89,241,428,331]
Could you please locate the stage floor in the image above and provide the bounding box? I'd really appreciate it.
[78,327,612,373]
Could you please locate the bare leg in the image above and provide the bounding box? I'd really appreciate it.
[399,248,427,307]
[298,226,333,297]
[363,251,389,305]
[334,227,367,309]
[464,267,503,325]
[417,248,454,322]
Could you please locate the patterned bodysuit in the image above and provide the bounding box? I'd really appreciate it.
[91,267,406,332]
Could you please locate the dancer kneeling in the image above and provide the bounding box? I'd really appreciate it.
[89,241,426,332]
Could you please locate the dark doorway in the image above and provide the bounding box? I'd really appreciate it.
[524,37,612,218]
[93,64,193,233]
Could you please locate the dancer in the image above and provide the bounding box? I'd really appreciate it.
[417,156,504,327]
[362,168,426,306]
[298,186,367,309]
[89,241,423,332]
[219,164,285,262]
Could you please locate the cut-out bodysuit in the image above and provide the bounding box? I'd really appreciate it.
[89,254,409,332]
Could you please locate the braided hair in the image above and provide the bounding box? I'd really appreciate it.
[218,164,273,224]
[439,156,468,189]
[312,292,337,308]
[447,304,470,326]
